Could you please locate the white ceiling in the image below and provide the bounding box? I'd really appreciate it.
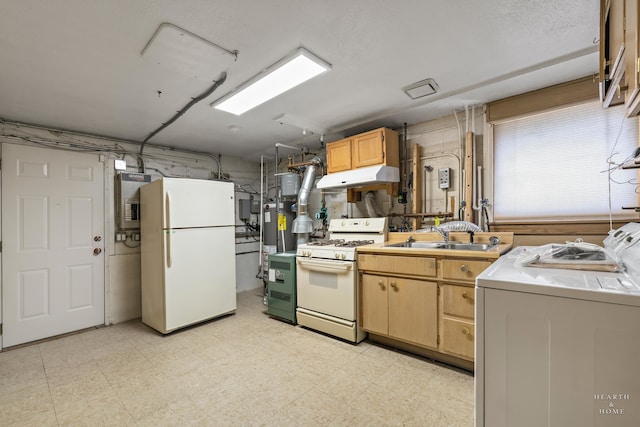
[0,0,599,161]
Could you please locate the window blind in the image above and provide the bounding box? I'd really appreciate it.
[493,100,639,221]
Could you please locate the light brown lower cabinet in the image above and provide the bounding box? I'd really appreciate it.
[361,273,438,349]
[440,283,476,360]
[358,252,498,369]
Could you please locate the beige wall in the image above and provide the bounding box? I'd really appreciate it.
[321,108,484,232]
[0,121,262,326]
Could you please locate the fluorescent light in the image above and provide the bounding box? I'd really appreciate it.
[212,47,331,115]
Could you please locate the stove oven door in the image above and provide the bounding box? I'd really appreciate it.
[296,257,356,320]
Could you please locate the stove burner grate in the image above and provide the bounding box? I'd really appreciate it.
[304,239,375,248]
[334,239,375,247]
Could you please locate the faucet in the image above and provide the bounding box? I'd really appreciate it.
[430,226,449,243]
[404,235,415,246]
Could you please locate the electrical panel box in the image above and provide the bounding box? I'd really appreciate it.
[250,196,261,214]
[115,173,152,229]
[238,199,251,220]
[438,167,451,189]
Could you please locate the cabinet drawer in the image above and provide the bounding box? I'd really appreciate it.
[441,318,474,361]
[441,259,491,282]
[442,284,474,319]
[358,254,436,277]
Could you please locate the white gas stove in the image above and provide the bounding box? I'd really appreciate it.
[295,217,387,343]
[296,217,388,261]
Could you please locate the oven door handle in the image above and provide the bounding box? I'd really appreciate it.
[296,258,354,273]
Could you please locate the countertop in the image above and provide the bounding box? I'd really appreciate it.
[358,231,514,259]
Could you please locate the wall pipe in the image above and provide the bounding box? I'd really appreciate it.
[419,152,462,220]
[423,166,428,213]
[258,155,272,272]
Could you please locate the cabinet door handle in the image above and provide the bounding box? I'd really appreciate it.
[462,291,469,299]
[378,280,385,290]
[460,264,469,273]
[390,282,398,290]
[462,326,471,336]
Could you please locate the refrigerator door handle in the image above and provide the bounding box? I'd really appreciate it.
[165,192,172,268]
[165,191,171,229]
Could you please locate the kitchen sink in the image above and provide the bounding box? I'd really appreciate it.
[384,241,493,251]
[384,241,446,249]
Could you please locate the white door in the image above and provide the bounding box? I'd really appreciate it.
[2,143,104,347]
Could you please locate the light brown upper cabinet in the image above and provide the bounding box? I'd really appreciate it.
[625,0,640,115]
[600,0,626,108]
[351,128,399,169]
[325,127,399,174]
[326,138,352,173]
[600,0,640,116]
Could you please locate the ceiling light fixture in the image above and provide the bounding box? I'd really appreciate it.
[402,78,439,99]
[211,47,331,115]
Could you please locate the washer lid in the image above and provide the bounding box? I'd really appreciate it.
[476,247,640,307]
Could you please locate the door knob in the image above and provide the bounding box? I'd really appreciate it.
[93,248,102,255]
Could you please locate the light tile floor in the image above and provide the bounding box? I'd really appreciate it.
[0,289,474,426]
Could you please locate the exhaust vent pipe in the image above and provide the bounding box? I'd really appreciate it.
[292,157,322,245]
[364,191,384,218]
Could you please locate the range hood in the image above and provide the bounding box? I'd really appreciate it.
[316,165,400,189]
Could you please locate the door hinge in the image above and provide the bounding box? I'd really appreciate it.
[0,324,3,335]
[437,334,440,345]
[437,286,440,296]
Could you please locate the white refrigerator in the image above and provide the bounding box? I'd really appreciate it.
[140,177,236,334]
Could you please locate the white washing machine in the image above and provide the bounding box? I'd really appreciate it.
[475,223,640,427]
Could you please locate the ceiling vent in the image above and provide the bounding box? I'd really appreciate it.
[402,78,439,99]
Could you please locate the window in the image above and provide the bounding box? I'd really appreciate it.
[492,100,639,221]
